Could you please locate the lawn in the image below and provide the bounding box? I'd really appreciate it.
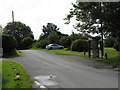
[31,48,120,68]
[2,60,32,88]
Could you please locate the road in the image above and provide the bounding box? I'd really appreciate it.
[10,50,118,88]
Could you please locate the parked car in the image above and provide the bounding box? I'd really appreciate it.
[46,44,64,50]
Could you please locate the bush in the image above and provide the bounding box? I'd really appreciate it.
[71,39,88,52]
[2,34,17,54]
[21,37,34,49]
[33,40,49,49]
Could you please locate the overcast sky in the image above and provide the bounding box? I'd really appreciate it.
[0,0,80,39]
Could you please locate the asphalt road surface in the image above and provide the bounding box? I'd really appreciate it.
[10,50,118,88]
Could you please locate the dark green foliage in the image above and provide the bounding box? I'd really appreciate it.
[60,33,91,48]
[42,23,59,35]
[21,37,34,49]
[47,31,59,44]
[3,21,34,49]
[104,36,115,47]
[60,36,72,48]
[2,34,17,54]
[71,39,88,52]
[39,23,60,40]
[65,2,120,44]
[33,40,49,49]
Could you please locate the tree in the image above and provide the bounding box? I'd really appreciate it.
[47,31,59,44]
[43,23,59,35]
[39,23,60,40]
[3,21,34,49]
[60,36,72,48]
[21,37,34,49]
[64,2,120,51]
[65,2,120,35]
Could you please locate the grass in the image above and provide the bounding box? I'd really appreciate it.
[102,48,120,67]
[2,60,32,88]
[30,48,120,68]
[3,49,23,58]
[30,48,88,57]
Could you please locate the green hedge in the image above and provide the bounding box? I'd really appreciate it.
[2,34,17,54]
[71,39,88,52]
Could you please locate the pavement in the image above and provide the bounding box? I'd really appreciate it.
[8,50,118,88]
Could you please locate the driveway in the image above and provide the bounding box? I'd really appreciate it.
[9,50,118,88]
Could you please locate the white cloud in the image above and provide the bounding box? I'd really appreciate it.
[0,0,79,39]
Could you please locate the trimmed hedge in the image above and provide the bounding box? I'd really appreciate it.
[71,39,88,52]
[2,34,17,54]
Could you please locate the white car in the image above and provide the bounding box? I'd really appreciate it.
[46,44,64,50]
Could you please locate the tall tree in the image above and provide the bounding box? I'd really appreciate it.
[64,2,120,51]
[47,31,59,44]
[3,21,34,49]
[65,2,120,37]
[39,23,60,40]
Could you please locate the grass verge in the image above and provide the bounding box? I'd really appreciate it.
[3,49,23,58]
[30,48,120,68]
[2,60,32,88]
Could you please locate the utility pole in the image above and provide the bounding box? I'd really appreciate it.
[12,11,14,22]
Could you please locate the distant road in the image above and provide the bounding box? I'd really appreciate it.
[10,50,118,88]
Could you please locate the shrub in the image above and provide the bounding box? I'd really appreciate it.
[21,37,34,49]
[71,39,88,52]
[33,40,49,49]
[2,34,17,54]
